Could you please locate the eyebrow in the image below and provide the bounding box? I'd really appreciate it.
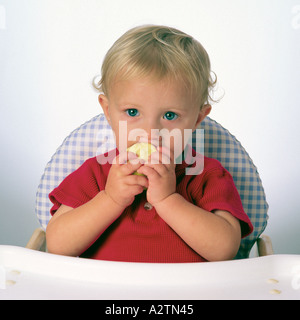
[120,102,186,111]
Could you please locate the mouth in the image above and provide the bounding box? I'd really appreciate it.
[127,142,157,161]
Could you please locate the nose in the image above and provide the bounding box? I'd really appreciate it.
[143,118,163,146]
[128,118,162,147]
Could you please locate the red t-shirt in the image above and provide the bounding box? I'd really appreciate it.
[49,149,253,263]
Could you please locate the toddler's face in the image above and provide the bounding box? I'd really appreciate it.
[99,76,210,163]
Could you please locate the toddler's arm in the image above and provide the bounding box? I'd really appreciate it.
[46,191,123,256]
[137,147,241,262]
[154,194,241,261]
[46,153,148,257]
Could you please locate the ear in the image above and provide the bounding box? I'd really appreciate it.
[98,94,111,125]
[193,104,211,131]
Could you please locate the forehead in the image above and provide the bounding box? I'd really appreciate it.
[110,75,194,108]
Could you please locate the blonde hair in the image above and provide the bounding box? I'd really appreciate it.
[93,25,217,109]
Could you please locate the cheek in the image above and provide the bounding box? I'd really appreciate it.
[112,120,127,152]
[160,129,186,160]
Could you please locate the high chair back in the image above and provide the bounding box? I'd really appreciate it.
[35,114,269,259]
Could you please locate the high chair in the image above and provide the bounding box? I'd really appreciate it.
[28,114,272,257]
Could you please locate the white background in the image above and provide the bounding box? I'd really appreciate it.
[0,0,299,254]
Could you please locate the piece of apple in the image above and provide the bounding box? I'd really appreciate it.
[127,142,157,176]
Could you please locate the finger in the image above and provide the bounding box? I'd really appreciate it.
[113,151,140,165]
[128,151,146,165]
[148,149,172,166]
[125,174,149,189]
[143,163,171,178]
[158,146,175,165]
[120,161,145,176]
[137,165,162,180]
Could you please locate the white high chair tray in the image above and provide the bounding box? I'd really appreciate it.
[0,245,299,300]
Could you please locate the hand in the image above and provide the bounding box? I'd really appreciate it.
[105,151,149,208]
[136,146,176,206]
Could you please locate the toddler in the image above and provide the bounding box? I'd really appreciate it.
[47,25,253,262]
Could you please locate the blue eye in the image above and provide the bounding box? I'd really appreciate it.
[126,108,139,117]
[163,111,178,121]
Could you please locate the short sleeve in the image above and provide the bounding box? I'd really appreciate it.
[49,158,101,215]
[194,166,253,238]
